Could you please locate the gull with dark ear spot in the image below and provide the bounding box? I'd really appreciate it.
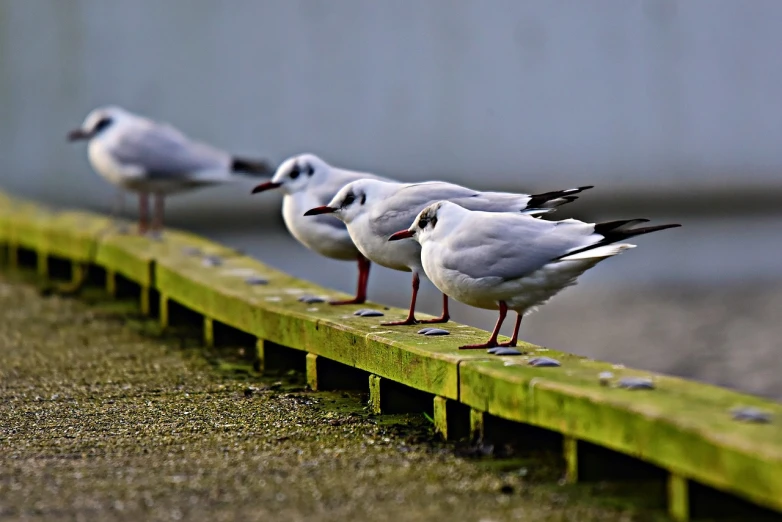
[252,154,395,305]
[310,178,593,326]
[67,105,274,234]
[391,201,681,348]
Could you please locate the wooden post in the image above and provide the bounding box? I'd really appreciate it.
[563,436,579,483]
[668,473,690,522]
[306,353,319,391]
[203,317,214,347]
[433,396,449,440]
[369,374,382,414]
[469,409,484,442]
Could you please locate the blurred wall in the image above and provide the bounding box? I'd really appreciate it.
[1,0,781,215]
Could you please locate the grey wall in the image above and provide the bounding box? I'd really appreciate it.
[1,0,781,214]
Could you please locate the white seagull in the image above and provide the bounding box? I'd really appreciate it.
[304,179,592,325]
[251,154,393,305]
[68,105,273,233]
[389,201,681,348]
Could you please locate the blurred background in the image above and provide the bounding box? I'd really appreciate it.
[1,0,780,398]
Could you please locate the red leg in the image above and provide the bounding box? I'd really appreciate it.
[137,193,150,234]
[498,313,522,347]
[381,272,420,326]
[459,301,508,349]
[329,255,371,305]
[151,193,165,232]
[418,293,450,324]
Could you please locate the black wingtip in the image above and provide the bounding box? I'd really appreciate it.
[231,157,275,177]
[527,185,596,208]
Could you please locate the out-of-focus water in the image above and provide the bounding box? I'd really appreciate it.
[191,215,782,400]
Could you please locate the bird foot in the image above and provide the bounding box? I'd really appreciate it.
[459,340,500,350]
[380,317,418,326]
[417,315,450,324]
[498,340,517,347]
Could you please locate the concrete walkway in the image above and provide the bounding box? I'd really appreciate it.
[0,276,664,522]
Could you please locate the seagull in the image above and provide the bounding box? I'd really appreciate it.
[68,105,273,233]
[388,201,681,348]
[251,154,394,305]
[304,178,592,326]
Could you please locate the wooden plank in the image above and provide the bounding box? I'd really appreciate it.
[459,359,782,512]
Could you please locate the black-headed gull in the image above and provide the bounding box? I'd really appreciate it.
[68,105,273,233]
[251,154,394,305]
[305,179,592,325]
[389,201,680,348]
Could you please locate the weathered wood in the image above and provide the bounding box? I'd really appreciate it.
[0,190,780,516]
[668,473,690,522]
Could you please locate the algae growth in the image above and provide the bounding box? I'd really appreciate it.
[0,275,668,521]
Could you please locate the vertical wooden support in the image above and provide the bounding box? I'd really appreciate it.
[7,244,18,271]
[469,408,484,442]
[105,270,117,297]
[433,396,449,440]
[255,338,267,374]
[139,286,151,315]
[306,353,319,391]
[563,436,579,483]
[70,262,85,286]
[668,473,690,522]
[368,374,382,414]
[203,317,214,347]
[159,294,169,327]
[36,251,48,278]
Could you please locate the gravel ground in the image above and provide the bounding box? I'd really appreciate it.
[0,276,671,522]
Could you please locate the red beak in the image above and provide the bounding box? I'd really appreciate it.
[251,181,282,194]
[304,206,337,216]
[388,229,415,241]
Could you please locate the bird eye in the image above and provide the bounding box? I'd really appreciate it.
[343,194,356,206]
[289,166,300,180]
[418,217,428,229]
[93,117,113,134]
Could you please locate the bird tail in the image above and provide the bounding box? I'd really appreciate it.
[526,185,594,209]
[231,157,275,177]
[555,220,681,261]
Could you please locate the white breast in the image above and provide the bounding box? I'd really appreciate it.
[282,193,358,261]
[346,216,418,273]
[87,140,141,188]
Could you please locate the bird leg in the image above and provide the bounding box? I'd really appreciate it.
[498,313,522,347]
[137,193,150,234]
[417,293,450,324]
[459,301,508,349]
[381,272,422,326]
[151,193,165,233]
[329,255,371,305]
[111,189,125,220]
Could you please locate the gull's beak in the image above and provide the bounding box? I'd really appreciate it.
[251,181,282,194]
[388,229,415,241]
[303,206,337,216]
[67,128,91,141]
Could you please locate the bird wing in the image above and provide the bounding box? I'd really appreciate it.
[367,182,482,238]
[109,121,229,178]
[440,214,599,281]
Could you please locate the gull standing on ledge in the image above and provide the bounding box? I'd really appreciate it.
[305,179,592,325]
[389,201,680,348]
[251,154,394,305]
[68,105,273,233]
